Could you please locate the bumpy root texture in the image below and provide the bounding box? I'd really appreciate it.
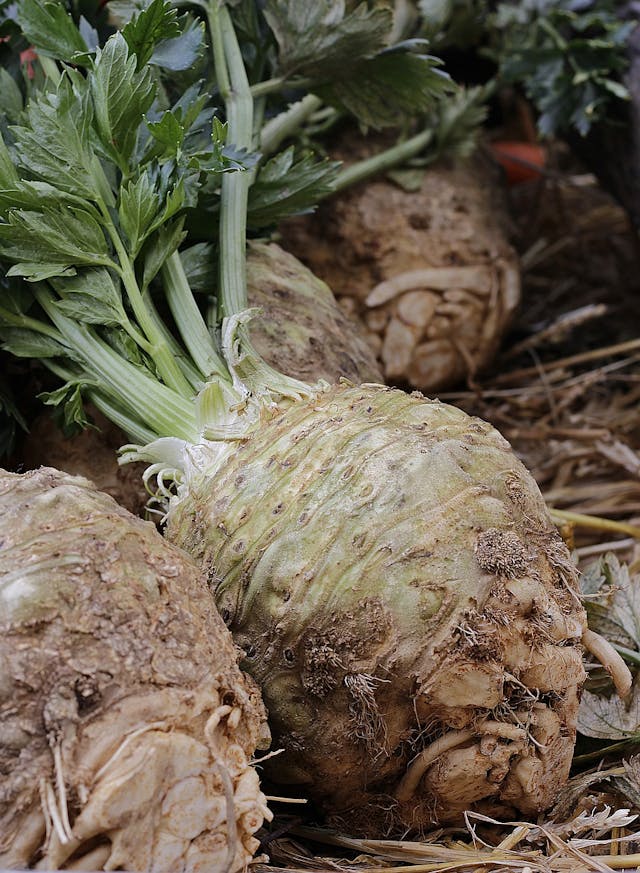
[0,468,271,871]
[247,242,382,385]
[281,148,520,391]
[166,383,588,836]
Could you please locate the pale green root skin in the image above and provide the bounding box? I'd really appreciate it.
[0,468,270,872]
[247,242,382,385]
[167,383,587,835]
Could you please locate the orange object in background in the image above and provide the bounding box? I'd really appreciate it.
[19,46,37,79]
[490,140,547,185]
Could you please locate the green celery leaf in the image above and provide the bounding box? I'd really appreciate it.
[0,206,110,268]
[0,131,20,190]
[157,177,185,221]
[39,378,95,433]
[168,82,210,135]
[248,148,340,227]
[0,276,35,316]
[103,324,151,369]
[15,0,88,61]
[7,263,77,281]
[150,15,204,71]
[90,32,155,169]
[318,51,452,129]
[122,0,180,69]
[12,75,100,199]
[264,0,391,78]
[179,242,215,293]
[147,108,185,154]
[141,217,185,289]
[53,267,126,326]
[429,84,487,159]
[118,171,159,255]
[0,178,106,216]
[0,68,23,121]
[491,1,633,136]
[0,326,70,358]
[78,15,100,53]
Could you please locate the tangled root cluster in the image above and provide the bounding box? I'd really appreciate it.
[0,468,271,871]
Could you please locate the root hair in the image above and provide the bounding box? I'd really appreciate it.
[212,761,238,873]
[53,744,73,842]
[344,673,388,760]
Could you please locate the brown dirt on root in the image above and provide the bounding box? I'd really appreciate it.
[279,132,520,392]
[0,468,268,871]
[19,406,149,516]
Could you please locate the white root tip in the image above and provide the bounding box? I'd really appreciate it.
[582,628,633,698]
[394,729,474,803]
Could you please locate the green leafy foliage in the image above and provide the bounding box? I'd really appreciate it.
[386,86,487,191]
[0,0,460,446]
[0,68,23,121]
[90,33,155,168]
[118,172,160,255]
[0,326,70,358]
[15,0,89,61]
[149,15,205,71]
[490,0,635,135]
[53,268,127,326]
[248,148,340,227]
[0,206,111,274]
[121,0,180,68]
[106,0,204,71]
[147,109,186,154]
[0,9,237,438]
[10,76,100,198]
[179,242,215,293]
[317,48,452,128]
[264,0,391,78]
[140,218,186,288]
[39,378,95,433]
[428,84,488,158]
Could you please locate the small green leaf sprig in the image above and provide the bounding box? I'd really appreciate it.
[490,0,636,136]
[0,4,249,439]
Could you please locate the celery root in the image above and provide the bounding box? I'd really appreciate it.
[282,150,520,391]
[167,382,589,833]
[0,467,271,871]
[247,242,382,386]
[0,2,616,839]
